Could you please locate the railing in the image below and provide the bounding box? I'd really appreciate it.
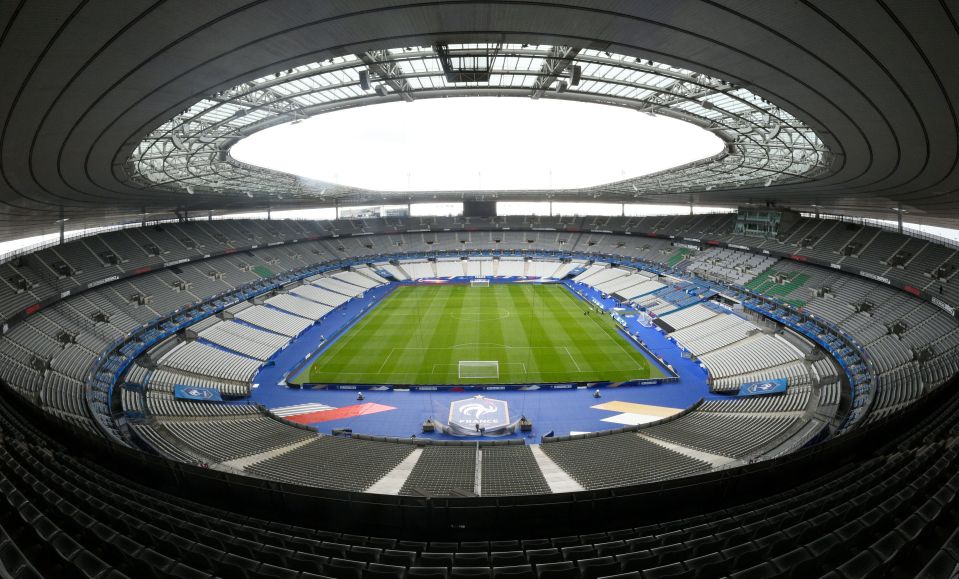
[802,211,959,252]
[0,209,740,266]
[0,218,181,267]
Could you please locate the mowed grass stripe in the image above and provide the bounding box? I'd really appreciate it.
[512,285,573,376]
[304,284,666,384]
[497,286,539,376]
[550,286,652,373]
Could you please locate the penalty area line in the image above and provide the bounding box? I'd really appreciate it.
[564,346,583,372]
[377,348,396,373]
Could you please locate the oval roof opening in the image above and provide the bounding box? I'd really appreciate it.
[231,97,725,192]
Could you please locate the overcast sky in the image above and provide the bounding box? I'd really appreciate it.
[231,97,725,191]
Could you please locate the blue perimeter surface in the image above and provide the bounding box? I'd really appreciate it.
[249,280,729,440]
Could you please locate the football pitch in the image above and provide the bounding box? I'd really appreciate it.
[294,283,668,385]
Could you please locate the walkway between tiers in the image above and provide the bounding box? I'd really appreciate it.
[637,434,739,469]
[366,448,424,495]
[221,437,316,470]
[529,445,584,493]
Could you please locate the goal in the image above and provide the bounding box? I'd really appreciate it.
[470,279,490,288]
[458,360,499,379]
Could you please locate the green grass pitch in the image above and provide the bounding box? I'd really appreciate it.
[294,283,668,385]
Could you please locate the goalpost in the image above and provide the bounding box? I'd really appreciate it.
[470,279,490,287]
[459,360,499,379]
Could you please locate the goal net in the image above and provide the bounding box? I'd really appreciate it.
[470,279,490,287]
[458,360,499,379]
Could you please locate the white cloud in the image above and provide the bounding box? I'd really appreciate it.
[231,97,724,192]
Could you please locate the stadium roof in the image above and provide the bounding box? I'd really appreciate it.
[1,1,958,239]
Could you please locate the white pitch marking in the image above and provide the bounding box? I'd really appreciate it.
[564,346,583,372]
[377,348,396,372]
[581,307,646,370]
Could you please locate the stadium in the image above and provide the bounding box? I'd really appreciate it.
[1,2,959,578]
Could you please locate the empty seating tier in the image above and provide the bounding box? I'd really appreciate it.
[540,433,711,489]
[244,436,415,491]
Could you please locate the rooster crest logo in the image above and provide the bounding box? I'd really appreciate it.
[459,402,498,418]
[449,395,509,428]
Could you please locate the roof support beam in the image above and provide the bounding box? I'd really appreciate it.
[359,50,414,102]
[531,46,581,99]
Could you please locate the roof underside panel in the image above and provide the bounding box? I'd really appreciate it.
[0,0,956,239]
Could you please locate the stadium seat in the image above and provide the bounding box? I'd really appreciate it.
[451,567,492,579]
[398,542,428,553]
[682,552,726,579]
[534,561,578,579]
[419,553,454,568]
[288,552,330,572]
[350,546,382,563]
[367,538,398,551]
[454,552,490,567]
[602,573,643,579]
[867,530,908,567]
[492,565,535,579]
[768,546,817,578]
[916,550,959,579]
[254,563,301,579]
[623,537,658,552]
[560,545,595,562]
[491,552,526,567]
[639,562,689,579]
[459,542,491,553]
[726,562,779,579]
[526,549,563,565]
[363,563,406,579]
[575,556,618,579]
[408,567,450,579]
[593,541,627,556]
[326,558,367,579]
[615,551,656,573]
[319,543,351,559]
[521,540,552,551]
[551,537,580,549]
[381,551,417,567]
[833,551,884,579]
[214,553,261,578]
[341,535,368,547]
[180,542,224,573]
